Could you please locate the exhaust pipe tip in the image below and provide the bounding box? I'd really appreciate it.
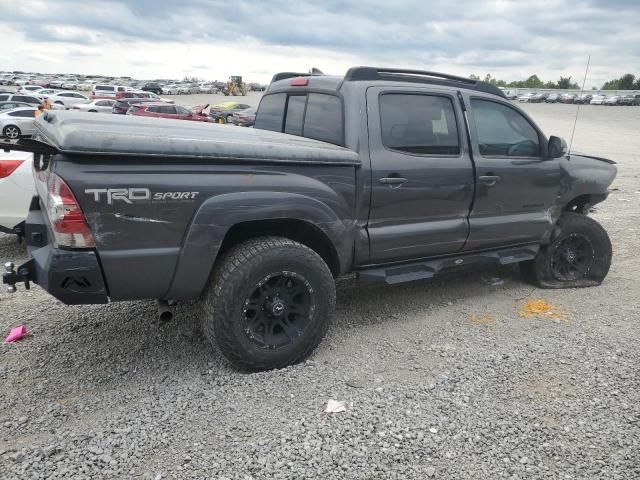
[157,299,173,322]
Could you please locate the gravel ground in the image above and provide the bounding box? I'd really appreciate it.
[1,103,639,480]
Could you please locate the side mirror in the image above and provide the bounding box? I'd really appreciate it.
[548,136,567,158]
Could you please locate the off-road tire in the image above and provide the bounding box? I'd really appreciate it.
[520,212,612,288]
[201,237,336,371]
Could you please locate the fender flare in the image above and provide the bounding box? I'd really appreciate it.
[165,191,352,300]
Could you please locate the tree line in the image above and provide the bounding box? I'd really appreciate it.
[470,73,640,90]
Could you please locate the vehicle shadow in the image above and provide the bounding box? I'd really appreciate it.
[2,252,528,400]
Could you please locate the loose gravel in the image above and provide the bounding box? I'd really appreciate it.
[1,103,639,479]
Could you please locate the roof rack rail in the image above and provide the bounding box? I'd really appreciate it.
[344,66,506,98]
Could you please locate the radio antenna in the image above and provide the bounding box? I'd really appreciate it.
[568,55,591,158]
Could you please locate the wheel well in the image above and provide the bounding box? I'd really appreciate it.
[564,194,606,214]
[217,219,341,277]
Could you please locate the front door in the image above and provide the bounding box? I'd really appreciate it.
[463,95,562,250]
[366,87,475,264]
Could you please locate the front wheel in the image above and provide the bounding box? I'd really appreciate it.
[520,212,612,288]
[2,125,21,139]
[201,237,336,371]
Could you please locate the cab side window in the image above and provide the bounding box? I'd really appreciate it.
[471,99,540,157]
[379,94,460,155]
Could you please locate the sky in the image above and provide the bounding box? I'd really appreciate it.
[1,0,638,87]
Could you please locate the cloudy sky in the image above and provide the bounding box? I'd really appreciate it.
[1,0,638,86]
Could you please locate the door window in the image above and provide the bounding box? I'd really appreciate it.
[471,99,540,157]
[379,94,460,155]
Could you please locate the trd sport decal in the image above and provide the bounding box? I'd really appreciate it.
[85,188,199,204]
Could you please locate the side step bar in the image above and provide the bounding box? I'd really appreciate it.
[358,245,539,284]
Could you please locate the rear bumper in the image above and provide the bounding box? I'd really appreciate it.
[2,203,108,304]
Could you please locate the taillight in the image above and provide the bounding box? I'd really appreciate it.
[0,160,24,178]
[290,77,309,86]
[45,173,95,248]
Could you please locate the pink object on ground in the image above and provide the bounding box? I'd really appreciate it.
[4,325,28,343]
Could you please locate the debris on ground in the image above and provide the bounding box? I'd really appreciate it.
[469,314,496,326]
[323,399,347,415]
[488,277,504,286]
[4,325,28,343]
[518,299,567,321]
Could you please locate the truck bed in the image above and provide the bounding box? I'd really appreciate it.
[33,111,360,165]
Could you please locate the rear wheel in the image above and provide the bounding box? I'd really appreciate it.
[201,237,336,371]
[2,125,21,139]
[520,212,612,288]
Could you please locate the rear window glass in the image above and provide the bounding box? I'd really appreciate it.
[302,94,343,145]
[95,85,113,91]
[256,92,344,146]
[284,95,306,135]
[0,95,8,101]
[254,93,286,132]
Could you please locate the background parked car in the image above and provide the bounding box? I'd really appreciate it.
[229,107,257,127]
[590,95,606,105]
[545,93,560,103]
[128,103,213,122]
[618,94,640,106]
[518,93,534,102]
[0,93,43,106]
[209,102,253,124]
[0,150,35,236]
[0,107,37,139]
[574,94,593,104]
[604,95,620,106]
[15,85,45,94]
[48,91,90,108]
[71,99,117,113]
[0,101,33,112]
[162,84,179,95]
[141,82,163,95]
[111,98,159,114]
[92,84,134,99]
[529,92,548,103]
[560,93,576,104]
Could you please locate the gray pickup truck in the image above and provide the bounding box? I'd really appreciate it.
[3,67,616,370]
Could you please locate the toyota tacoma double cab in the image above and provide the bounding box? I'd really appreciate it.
[3,67,616,370]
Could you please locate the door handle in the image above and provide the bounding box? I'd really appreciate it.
[479,175,501,186]
[379,177,408,187]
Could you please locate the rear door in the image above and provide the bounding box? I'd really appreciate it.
[366,87,475,263]
[463,94,561,250]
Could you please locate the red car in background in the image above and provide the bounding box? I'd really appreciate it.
[127,103,213,122]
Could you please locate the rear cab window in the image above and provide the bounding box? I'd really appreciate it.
[255,92,344,146]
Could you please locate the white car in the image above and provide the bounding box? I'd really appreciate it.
[48,91,90,108]
[71,99,116,113]
[0,93,43,106]
[61,79,80,90]
[49,79,66,88]
[162,84,179,95]
[28,88,60,98]
[518,93,534,102]
[0,107,37,139]
[77,81,95,91]
[0,150,35,235]
[590,95,606,105]
[16,85,45,94]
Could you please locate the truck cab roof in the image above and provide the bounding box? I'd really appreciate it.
[266,66,507,99]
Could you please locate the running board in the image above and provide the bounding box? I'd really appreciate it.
[358,245,539,284]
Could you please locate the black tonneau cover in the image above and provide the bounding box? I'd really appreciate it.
[26,111,360,165]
